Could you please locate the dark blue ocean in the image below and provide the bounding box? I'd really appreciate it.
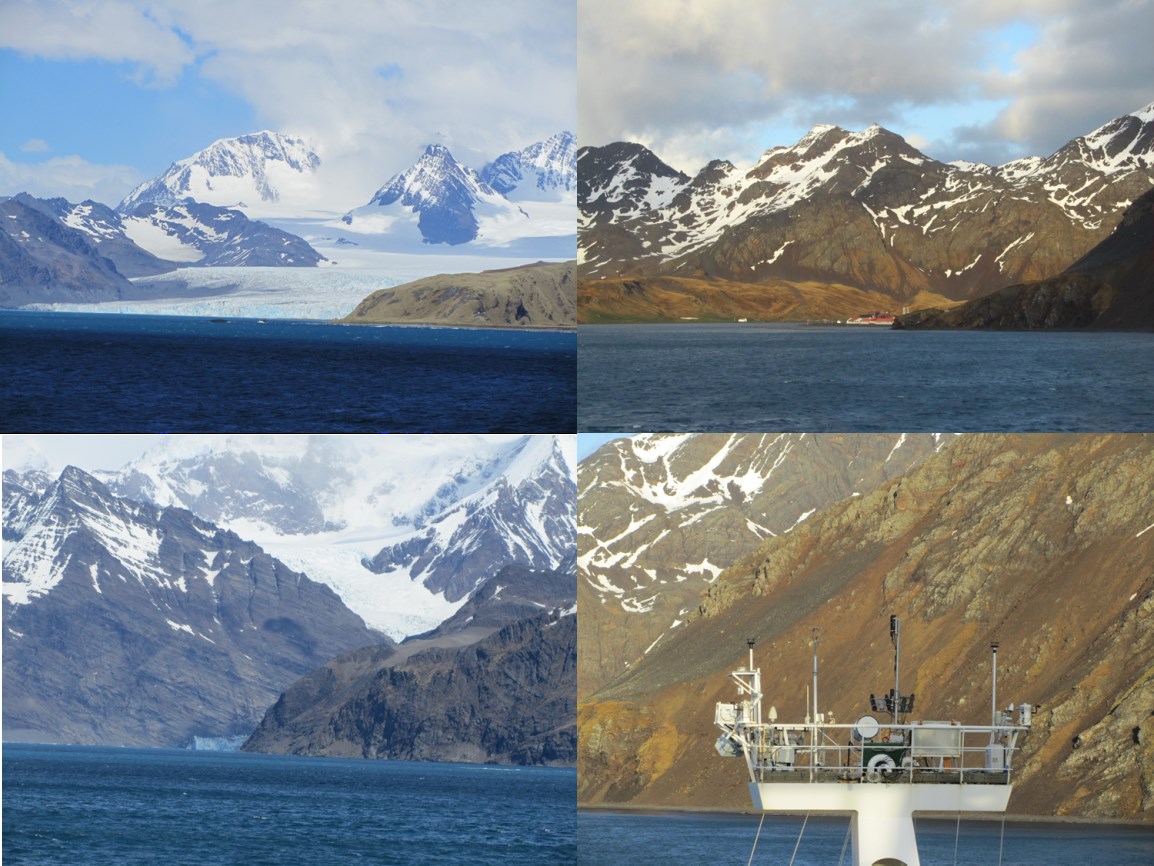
[0,312,576,432]
[578,324,1154,432]
[578,810,1154,865]
[2,744,575,866]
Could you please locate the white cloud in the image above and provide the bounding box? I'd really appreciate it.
[0,0,195,83]
[2,0,575,206]
[0,151,143,204]
[580,0,1152,167]
[20,139,50,153]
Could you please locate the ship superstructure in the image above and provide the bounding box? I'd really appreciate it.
[715,616,1033,866]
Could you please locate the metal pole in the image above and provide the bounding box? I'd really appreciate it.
[991,642,999,733]
[811,627,820,724]
[891,615,900,727]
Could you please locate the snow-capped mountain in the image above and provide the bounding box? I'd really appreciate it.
[0,192,326,307]
[119,200,326,267]
[2,465,384,747]
[482,130,577,201]
[99,434,576,638]
[120,131,322,217]
[342,134,578,249]
[579,104,1154,303]
[577,433,951,694]
[342,143,519,245]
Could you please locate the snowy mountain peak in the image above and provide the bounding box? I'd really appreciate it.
[119,131,322,216]
[481,131,577,201]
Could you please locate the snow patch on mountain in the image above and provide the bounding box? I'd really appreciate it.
[120,131,322,218]
[92,434,575,639]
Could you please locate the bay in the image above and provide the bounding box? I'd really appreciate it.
[2,744,575,866]
[578,809,1154,865]
[0,311,576,432]
[578,324,1154,432]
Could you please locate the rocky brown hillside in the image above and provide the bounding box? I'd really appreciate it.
[578,434,1154,822]
[341,259,575,328]
[243,610,576,765]
[896,187,1154,330]
[578,434,949,696]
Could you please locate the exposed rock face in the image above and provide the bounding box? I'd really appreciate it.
[895,187,1154,330]
[342,260,576,328]
[243,610,576,765]
[579,105,1154,316]
[0,196,139,305]
[416,563,576,641]
[2,467,385,747]
[577,434,1154,822]
[578,434,950,696]
[11,194,175,278]
[121,200,326,267]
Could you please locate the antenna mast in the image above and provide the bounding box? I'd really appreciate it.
[891,615,900,727]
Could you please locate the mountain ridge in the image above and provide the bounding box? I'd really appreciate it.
[579,104,1154,322]
[2,465,385,747]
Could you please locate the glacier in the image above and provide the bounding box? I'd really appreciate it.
[24,246,569,320]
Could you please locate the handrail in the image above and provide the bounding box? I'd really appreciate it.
[718,718,1028,786]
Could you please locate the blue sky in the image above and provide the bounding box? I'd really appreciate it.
[577,433,633,461]
[0,0,576,205]
[580,0,1153,172]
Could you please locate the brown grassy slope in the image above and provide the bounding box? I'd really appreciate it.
[577,274,955,323]
[341,260,575,328]
[578,434,1154,821]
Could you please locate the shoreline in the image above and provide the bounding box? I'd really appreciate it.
[2,308,575,334]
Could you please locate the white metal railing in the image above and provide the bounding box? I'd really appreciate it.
[715,711,1031,787]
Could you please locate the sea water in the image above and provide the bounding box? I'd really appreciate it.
[578,324,1154,432]
[2,744,575,866]
[0,311,576,432]
[577,809,1154,865]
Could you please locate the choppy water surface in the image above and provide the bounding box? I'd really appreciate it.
[578,809,1154,865]
[578,324,1154,431]
[1,311,576,432]
[3,744,575,866]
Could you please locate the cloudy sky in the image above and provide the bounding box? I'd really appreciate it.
[580,0,1153,173]
[0,0,576,207]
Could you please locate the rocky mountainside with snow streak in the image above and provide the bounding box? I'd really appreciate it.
[99,435,576,638]
[119,131,322,215]
[1,466,384,747]
[0,195,141,305]
[579,104,1154,313]
[578,434,1154,822]
[896,186,1154,330]
[578,433,949,695]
